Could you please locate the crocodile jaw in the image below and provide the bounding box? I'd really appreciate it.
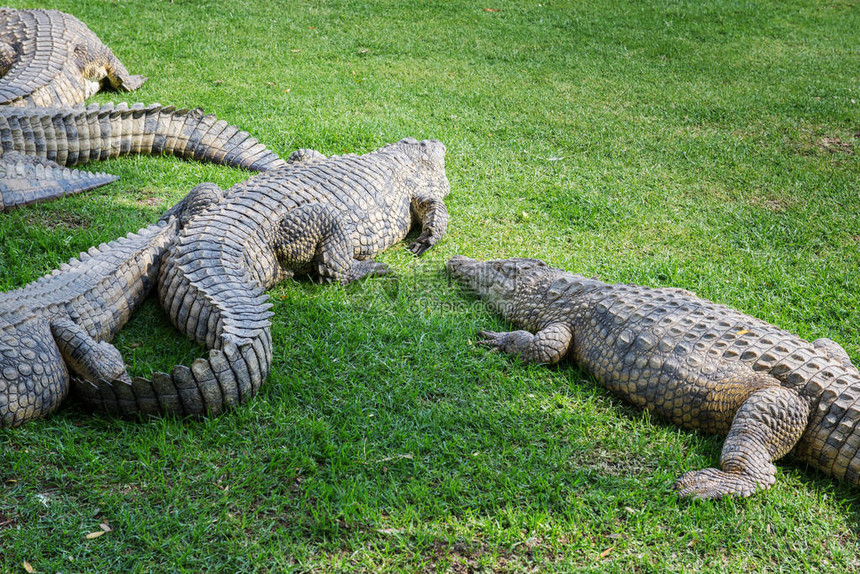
[447,256,548,319]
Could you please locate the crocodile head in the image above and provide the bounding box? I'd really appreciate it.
[447,255,554,322]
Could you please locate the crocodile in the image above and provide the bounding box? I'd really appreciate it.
[0,102,287,211]
[447,255,860,499]
[0,8,145,107]
[70,138,450,419]
[0,8,286,209]
[0,185,222,427]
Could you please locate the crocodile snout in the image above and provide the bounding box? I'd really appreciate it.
[446,255,477,275]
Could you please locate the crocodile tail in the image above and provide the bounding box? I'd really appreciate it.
[0,103,287,171]
[158,226,275,350]
[89,102,287,171]
[0,152,118,211]
[70,328,272,418]
[69,225,276,418]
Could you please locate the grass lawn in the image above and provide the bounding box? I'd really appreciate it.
[1,0,859,571]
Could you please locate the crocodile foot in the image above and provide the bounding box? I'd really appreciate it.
[407,230,437,256]
[673,466,776,500]
[350,261,392,281]
[476,330,532,354]
[326,260,392,284]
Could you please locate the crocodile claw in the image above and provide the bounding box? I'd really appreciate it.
[407,230,440,257]
[476,330,507,350]
[673,467,774,500]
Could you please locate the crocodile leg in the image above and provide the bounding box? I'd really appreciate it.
[813,338,858,374]
[158,181,224,225]
[287,148,327,164]
[275,203,392,283]
[674,385,810,499]
[50,318,130,384]
[0,40,15,76]
[476,323,573,365]
[408,193,449,256]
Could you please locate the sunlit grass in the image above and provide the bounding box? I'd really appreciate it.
[1,0,858,571]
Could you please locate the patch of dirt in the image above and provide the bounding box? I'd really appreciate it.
[23,210,90,230]
[793,127,858,156]
[750,196,793,213]
[425,540,501,574]
[580,447,657,477]
[130,188,168,209]
[818,136,854,154]
[420,536,563,573]
[137,196,164,208]
[762,199,788,212]
[824,0,858,11]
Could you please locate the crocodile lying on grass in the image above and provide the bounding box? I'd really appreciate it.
[0,187,221,427]
[60,138,451,419]
[447,256,860,499]
[0,102,287,210]
[0,7,145,107]
[0,8,286,209]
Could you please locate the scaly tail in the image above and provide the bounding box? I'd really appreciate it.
[70,182,275,418]
[0,102,286,171]
[70,329,272,418]
[74,260,274,417]
[0,152,118,211]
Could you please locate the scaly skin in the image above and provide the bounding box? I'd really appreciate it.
[0,8,145,107]
[0,152,118,210]
[71,138,451,419]
[0,102,287,211]
[0,187,221,427]
[447,256,860,499]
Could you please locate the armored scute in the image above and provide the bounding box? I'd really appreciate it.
[0,8,145,107]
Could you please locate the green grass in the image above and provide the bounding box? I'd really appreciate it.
[1,0,859,571]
